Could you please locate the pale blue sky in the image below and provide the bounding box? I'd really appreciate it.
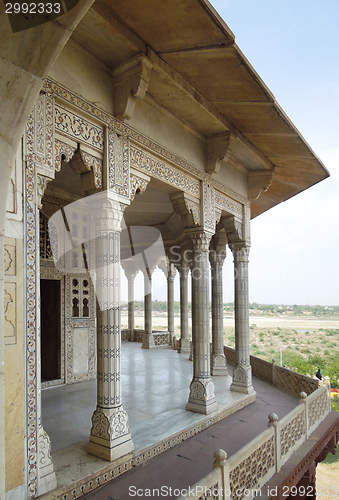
[122,0,339,306]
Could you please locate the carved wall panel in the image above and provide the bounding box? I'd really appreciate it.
[108,127,129,198]
[65,274,96,384]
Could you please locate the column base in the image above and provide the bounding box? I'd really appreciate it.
[37,426,57,496]
[87,440,134,462]
[142,333,156,349]
[178,338,191,354]
[186,379,218,414]
[230,365,255,394]
[210,354,228,376]
[87,406,135,462]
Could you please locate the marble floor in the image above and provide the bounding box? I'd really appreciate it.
[42,342,247,454]
[41,343,299,497]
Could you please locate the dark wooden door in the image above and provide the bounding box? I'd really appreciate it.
[41,279,61,381]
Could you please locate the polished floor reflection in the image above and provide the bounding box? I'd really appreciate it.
[41,342,299,495]
[42,342,248,453]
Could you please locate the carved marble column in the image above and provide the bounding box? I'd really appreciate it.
[142,267,155,349]
[87,194,134,461]
[210,251,228,376]
[229,244,255,394]
[167,262,176,341]
[126,271,136,341]
[186,230,217,414]
[178,265,190,354]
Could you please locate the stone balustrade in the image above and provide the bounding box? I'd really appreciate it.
[176,384,331,500]
[126,329,171,346]
[224,346,320,396]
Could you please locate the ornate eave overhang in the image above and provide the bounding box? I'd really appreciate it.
[67,0,329,219]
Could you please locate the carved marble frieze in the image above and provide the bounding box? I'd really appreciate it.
[4,238,17,346]
[54,103,104,152]
[25,92,54,176]
[43,78,249,211]
[130,145,200,197]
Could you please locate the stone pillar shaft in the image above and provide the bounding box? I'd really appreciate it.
[186,230,217,414]
[142,269,155,348]
[230,244,254,394]
[210,253,228,376]
[127,273,135,340]
[167,265,176,339]
[178,266,190,354]
[88,195,134,461]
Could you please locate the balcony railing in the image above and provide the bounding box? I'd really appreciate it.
[176,382,331,500]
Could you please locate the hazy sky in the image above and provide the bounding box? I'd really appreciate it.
[122,0,339,306]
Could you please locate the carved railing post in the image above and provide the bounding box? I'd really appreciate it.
[87,193,134,461]
[213,449,230,500]
[268,412,279,472]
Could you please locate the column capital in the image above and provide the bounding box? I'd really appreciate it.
[229,243,250,263]
[209,248,226,269]
[121,260,139,281]
[178,265,190,279]
[86,191,128,232]
[185,228,213,252]
[167,261,177,282]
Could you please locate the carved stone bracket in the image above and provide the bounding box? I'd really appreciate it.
[113,54,153,121]
[170,192,200,228]
[54,138,77,172]
[70,148,102,191]
[130,170,150,201]
[223,215,244,244]
[248,169,274,200]
[205,132,231,174]
[36,175,50,209]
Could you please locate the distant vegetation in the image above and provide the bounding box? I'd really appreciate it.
[127,301,339,317]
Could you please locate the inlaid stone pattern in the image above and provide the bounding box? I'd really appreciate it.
[55,104,104,152]
[130,145,200,197]
[229,436,275,500]
[109,127,129,198]
[280,410,306,459]
[4,239,18,346]
[26,92,54,173]
[308,389,329,429]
